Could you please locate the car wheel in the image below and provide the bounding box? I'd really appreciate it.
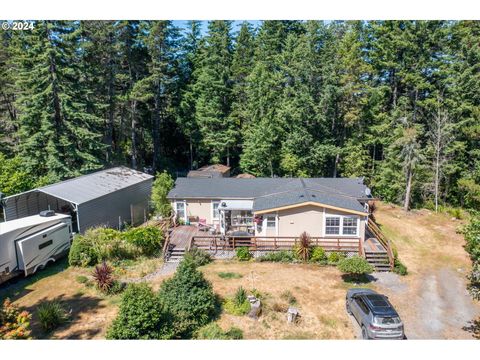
[346,300,352,315]
[361,326,369,340]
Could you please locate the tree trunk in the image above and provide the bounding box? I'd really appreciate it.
[404,166,413,212]
[333,154,340,178]
[152,88,161,173]
[131,100,138,169]
[434,144,440,213]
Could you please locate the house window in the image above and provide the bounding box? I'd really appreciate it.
[342,217,358,235]
[212,201,220,220]
[325,216,340,235]
[266,216,276,228]
[175,201,186,221]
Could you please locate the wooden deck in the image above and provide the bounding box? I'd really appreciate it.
[168,225,203,249]
[363,237,387,253]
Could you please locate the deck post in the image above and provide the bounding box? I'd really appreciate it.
[274,237,277,249]
[337,238,340,251]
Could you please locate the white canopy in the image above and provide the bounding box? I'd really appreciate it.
[218,199,253,211]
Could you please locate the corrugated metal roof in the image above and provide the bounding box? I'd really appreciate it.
[8,167,153,205]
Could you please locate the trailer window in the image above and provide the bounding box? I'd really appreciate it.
[39,239,53,250]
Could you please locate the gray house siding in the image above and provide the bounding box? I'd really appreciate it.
[76,179,152,232]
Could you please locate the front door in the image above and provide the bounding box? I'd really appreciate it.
[262,214,277,237]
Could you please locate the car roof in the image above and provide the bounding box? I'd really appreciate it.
[361,294,398,317]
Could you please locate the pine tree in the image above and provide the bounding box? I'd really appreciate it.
[13,21,105,183]
[190,21,235,166]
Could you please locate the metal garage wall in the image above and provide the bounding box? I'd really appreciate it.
[76,178,153,232]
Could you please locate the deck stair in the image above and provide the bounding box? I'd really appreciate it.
[364,218,394,272]
[165,246,186,263]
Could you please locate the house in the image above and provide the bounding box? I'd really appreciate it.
[167,177,372,242]
[3,167,153,233]
[187,164,231,178]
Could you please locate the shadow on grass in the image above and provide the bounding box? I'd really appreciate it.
[24,292,106,339]
[0,258,69,303]
[341,273,377,284]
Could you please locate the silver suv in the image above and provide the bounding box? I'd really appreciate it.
[346,288,405,340]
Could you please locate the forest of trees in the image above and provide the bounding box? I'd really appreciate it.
[0,20,479,211]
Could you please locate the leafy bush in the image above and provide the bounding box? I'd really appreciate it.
[393,258,408,276]
[184,247,212,267]
[194,323,244,340]
[294,232,312,262]
[280,290,297,305]
[337,256,374,279]
[123,226,163,256]
[257,250,295,262]
[69,234,98,267]
[223,298,251,316]
[218,272,242,279]
[468,263,480,300]
[107,283,172,339]
[236,247,252,261]
[0,299,31,339]
[310,247,327,263]
[37,301,68,332]
[327,252,345,264]
[92,261,115,293]
[158,258,218,338]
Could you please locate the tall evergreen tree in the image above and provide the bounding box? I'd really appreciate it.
[13,21,105,183]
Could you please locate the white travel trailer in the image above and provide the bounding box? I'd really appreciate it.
[0,211,72,285]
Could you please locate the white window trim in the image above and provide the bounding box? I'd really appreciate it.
[174,200,187,222]
[323,213,360,237]
[211,200,220,221]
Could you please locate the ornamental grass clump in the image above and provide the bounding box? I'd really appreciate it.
[294,232,312,262]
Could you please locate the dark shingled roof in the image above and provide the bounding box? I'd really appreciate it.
[168,177,370,214]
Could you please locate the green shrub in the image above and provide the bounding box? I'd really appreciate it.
[37,301,68,332]
[280,290,297,305]
[0,299,31,339]
[75,275,88,284]
[327,252,345,264]
[107,283,172,339]
[123,226,163,256]
[446,207,463,220]
[158,258,218,338]
[218,272,243,279]
[234,287,247,306]
[236,247,252,261]
[223,298,251,316]
[310,247,327,263]
[69,234,98,267]
[257,250,295,262]
[393,258,408,276]
[184,247,212,267]
[194,323,243,340]
[337,256,374,279]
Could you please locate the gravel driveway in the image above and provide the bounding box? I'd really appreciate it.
[372,268,480,339]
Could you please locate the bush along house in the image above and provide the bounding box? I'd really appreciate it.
[166,177,394,271]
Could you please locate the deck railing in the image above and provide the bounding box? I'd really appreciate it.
[191,235,360,254]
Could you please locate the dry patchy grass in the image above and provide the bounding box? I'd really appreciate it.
[200,261,355,339]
